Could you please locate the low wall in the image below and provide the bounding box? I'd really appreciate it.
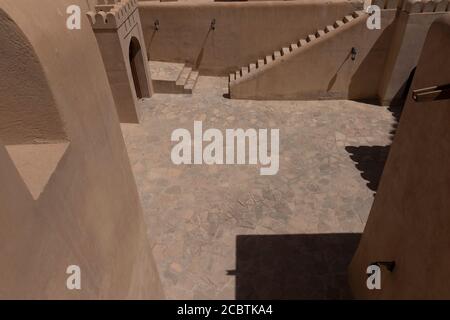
[139,0,364,75]
[348,15,450,299]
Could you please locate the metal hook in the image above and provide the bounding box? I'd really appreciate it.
[154,19,160,31]
[210,18,216,31]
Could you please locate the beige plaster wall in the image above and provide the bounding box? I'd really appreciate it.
[0,0,163,299]
[0,13,67,145]
[378,10,449,105]
[139,0,364,75]
[348,15,450,299]
[230,10,397,100]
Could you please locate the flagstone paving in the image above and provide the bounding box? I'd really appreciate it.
[121,76,395,299]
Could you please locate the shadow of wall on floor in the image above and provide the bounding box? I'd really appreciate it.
[346,55,413,193]
[345,90,407,194]
[231,233,361,299]
[345,146,390,192]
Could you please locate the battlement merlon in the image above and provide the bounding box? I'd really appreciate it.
[371,0,403,9]
[86,0,139,30]
[402,0,449,13]
[370,0,449,11]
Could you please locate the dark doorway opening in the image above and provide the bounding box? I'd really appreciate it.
[129,37,150,99]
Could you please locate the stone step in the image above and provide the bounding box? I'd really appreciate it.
[290,43,299,51]
[265,55,273,64]
[273,50,282,60]
[176,66,192,86]
[352,10,364,18]
[325,25,335,33]
[343,15,354,23]
[334,20,344,28]
[149,61,193,94]
[149,60,184,82]
[257,59,265,68]
[307,34,316,42]
[299,39,307,47]
[240,66,249,76]
[249,63,257,72]
[229,73,235,82]
[184,70,199,92]
[316,29,326,37]
[281,47,290,56]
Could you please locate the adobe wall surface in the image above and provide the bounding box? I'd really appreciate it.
[377,1,450,105]
[0,0,163,299]
[348,15,450,299]
[139,0,364,75]
[230,10,397,100]
[0,20,67,145]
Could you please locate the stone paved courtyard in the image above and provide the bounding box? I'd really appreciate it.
[121,76,395,299]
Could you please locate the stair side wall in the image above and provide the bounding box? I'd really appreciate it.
[230,10,397,100]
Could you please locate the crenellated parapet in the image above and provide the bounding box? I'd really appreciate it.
[371,0,404,9]
[371,0,449,11]
[86,0,139,30]
[402,0,449,13]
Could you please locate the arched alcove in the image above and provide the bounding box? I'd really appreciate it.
[0,9,69,200]
[129,36,150,100]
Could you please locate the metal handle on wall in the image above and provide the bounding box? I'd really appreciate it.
[412,84,450,102]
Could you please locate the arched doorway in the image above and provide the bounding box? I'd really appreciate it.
[129,37,150,99]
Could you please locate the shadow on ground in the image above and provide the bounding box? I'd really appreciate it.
[230,233,361,299]
[346,30,414,192]
[346,95,406,193]
[345,145,390,192]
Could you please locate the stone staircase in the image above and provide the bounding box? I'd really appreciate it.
[229,10,367,88]
[149,61,199,94]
